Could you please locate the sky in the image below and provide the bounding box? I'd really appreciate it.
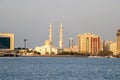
[0,0,120,49]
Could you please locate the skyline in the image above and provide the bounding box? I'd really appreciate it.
[0,0,120,48]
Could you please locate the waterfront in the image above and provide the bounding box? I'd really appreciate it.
[0,57,120,80]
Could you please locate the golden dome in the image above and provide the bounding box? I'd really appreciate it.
[44,40,51,45]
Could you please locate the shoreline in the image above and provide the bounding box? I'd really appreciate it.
[17,55,120,58]
[0,54,119,58]
[21,55,87,57]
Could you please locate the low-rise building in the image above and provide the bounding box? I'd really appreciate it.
[103,41,117,55]
[64,45,78,53]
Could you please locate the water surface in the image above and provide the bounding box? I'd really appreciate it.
[0,57,120,80]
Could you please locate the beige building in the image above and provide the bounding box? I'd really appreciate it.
[78,33,101,54]
[0,33,14,50]
[64,46,78,53]
[117,29,120,53]
[109,42,117,55]
[103,41,117,55]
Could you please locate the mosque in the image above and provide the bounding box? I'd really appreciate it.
[35,23,64,55]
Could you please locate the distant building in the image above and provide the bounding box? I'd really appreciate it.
[78,33,101,54]
[117,29,120,53]
[35,23,64,55]
[64,38,78,53]
[64,45,78,53]
[103,41,117,55]
[69,38,74,48]
[35,40,61,55]
[0,33,14,50]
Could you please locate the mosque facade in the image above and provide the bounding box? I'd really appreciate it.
[35,23,64,55]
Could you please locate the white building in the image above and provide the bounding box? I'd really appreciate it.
[35,40,61,55]
[35,23,64,55]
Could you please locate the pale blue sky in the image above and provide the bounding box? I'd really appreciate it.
[0,0,120,48]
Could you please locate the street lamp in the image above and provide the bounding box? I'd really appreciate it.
[24,38,27,49]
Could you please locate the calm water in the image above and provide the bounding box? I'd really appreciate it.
[0,57,120,80]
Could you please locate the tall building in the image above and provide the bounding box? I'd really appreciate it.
[78,33,101,54]
[59,23,64,49]
[0,33,14,50]
[117,29,120,53]
[69,38,74,48]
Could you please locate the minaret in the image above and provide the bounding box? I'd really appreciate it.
[59,23,64,49]
[49,23,53,45]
